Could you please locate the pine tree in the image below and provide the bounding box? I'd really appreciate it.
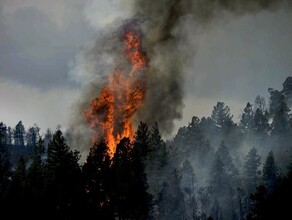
[27,138,45,186]
[247,185,269,220]
[271,101,290,135]
[0,145,11,198]
[44,128,53,148]
[158,169,185,219]
[0,122,7,146]
[82,140,112,219]
[180,160,196,194]
[6,127,12,146]
[240,102,254,134]
[262,151,278,192]
[254,95,266,112]
[217,141,238,179]
[14,121,25,146]
[211,102,234,133]
[26,138,46,217]
[247,157,292,219]
[44,129,82,218]
[282,76,292,105]
[6,156,27,215]
[187,116,204,144]
[268,89,290,134]
[243,147,261,193]
[149,121,164,152]
[111,137,134,219]
[210,152,229,196]
[148,122,168,170]
[146,122,169,219]
[180,160,198,219]
[252,109,269,136]
[134,121,151,159]
[26,124,40,147]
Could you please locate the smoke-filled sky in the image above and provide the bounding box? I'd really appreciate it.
[1,0,292,139]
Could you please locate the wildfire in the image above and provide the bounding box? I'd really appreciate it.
[83,26,147,156]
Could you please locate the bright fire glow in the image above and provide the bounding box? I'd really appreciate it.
[83,27,147,156]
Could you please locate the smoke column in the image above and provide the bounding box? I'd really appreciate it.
[133,0,291,135]
[69,0,291,159]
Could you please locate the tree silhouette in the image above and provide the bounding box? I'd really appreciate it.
[262,151,278,192]
[44,129,82,218]
[14,121,25,146]
[211,102,234,134]
[244,147,261,193]
[82,140,113,219]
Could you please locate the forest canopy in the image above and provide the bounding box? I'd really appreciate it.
[1,76,292,219]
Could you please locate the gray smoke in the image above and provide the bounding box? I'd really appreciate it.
[68,0,291,160]
[132,0,291,136]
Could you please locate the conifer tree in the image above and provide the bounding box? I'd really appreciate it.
[240,102,254,134]
[6,127,12,146]
[111,137,134,219]
[252,108,269,136]
[268,89,290,134]
[158,169,185,219]
[243,147,261,193]
[217,141,238,179]
[0,122,7,146]
[26,124,40,147]
[14,121,25,146]
[0,145,11,199]
[211,102,234,133]
[6,156,27,215]
[210,152,229,196]
[25,138,46,217]
[254,95,266,112]
[44,129,82,218]
[82,140,112,218]
[262,151,278,191]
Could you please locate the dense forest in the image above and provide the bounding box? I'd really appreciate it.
[1,76,292,219]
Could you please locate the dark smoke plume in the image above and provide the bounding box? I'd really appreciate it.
[69,0,291,159]
[133,0,291,135]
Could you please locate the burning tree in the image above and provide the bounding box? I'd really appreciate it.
[83,23,148,156]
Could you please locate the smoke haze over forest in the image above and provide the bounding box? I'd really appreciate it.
[1,1,292,219]
[0,0,292,138]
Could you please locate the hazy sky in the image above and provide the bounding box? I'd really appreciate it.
[0,0,291,138]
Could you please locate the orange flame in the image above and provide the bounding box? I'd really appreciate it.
[83,27,147,156]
